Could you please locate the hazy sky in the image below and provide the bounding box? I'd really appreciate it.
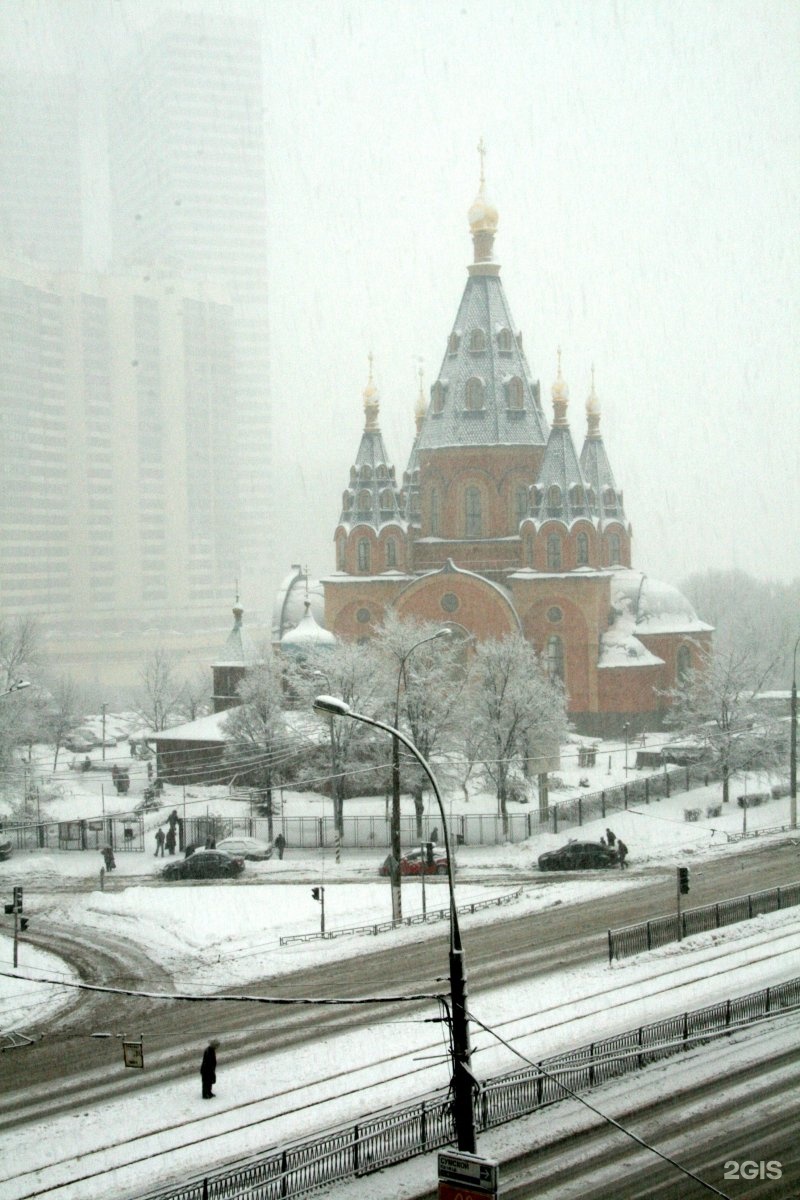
[3,0,799,599]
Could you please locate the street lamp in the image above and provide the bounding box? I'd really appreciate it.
[791,635,799,829]
[1,680,31,698]
[390,629,452,922]
[314,694,477,1154]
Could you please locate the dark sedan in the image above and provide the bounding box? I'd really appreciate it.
[162,850,244,881]
[538,840,619,871]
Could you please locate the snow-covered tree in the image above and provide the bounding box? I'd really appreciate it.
[665,646,785,804]
[176,666,212,722]
[0,615,40,691]
[374,613,469,836]
[298,640,389,834]
[44,675,86,770]
[463,634,568,837]
[222,654,303,835]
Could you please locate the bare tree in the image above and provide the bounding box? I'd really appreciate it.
[665,645,785,804]
[463,634,568,837]
[222,653,302,838]
[374,613,469,837]
[176,665,212,722]
[45,675,87,770]
[299,640,389,835]
[133,647,184,732]
[0,615,41,690]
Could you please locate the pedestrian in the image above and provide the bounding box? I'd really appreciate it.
[154,828,165,857]
[102,846,116,871]
[617,839,628,869]
[167,808,179,831]
[605,828,616,847]
[147,761,153,780]
[82,755,91,772]
[274,832,286,860]
[200,1040,219,1099]
[204,834,216,849]
[165,825,176,856]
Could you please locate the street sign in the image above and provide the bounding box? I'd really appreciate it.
[122,1040,144,1069]
[438,1150,498,1199]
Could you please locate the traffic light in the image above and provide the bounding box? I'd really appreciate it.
[3,904,13,915]
[678,867,690,895]
[19,918,28,932]
[311,887,321,901]
[13,886,22,911]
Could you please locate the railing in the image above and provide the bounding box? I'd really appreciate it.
[608,879,800,961]
[133,975,800,1200]
[279,888,522,944]
[1,814,145,853]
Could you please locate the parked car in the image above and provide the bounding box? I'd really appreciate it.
[538,840,619,871]
[379,844,450,877]
[162,850,244,881]
[0,838,13,861]
[64,733,96,753]
[216,836,273,862]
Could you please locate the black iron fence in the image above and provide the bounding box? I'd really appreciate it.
[608,879,800,961]
[1,814,145,852]
[133,975,800,1200]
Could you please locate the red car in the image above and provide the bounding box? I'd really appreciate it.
[380,845,450,877]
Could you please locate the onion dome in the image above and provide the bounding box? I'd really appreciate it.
[281,601,336,653]
[585,365,601,439]
[468,137,499,263]
[551,348,569,427]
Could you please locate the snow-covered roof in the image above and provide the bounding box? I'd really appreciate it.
[150,711,231,744]
[610,569,714,635]
[281,602,336,650]
[598,606,665,670]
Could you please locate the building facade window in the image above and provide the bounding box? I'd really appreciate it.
[515,485,528,525]
[546,634,565,681]
[430,487,440,536]
[547,485,562,514]
[497,327,513,352]
[357,538,371,571]
[577,531,589,566]
[547,533,562,569]
[465,486,482,537]
[506,376,524,409]
[386,538,397,568]
[448,331,460,354]
[469,327,486,352]
[380,488,395,512]
[432,380,446,413]
[608,533,621,565]
[677,644,692,680]
[357,489,371,514]
[336,537,346,569]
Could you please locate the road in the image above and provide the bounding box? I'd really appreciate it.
[0,839,797,1196]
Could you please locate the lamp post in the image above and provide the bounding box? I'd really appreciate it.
[791,636,799,829]
[390,629,451,922]
[314,695,477,1153]
[623,721,630,775]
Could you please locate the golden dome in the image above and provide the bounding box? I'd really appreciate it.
[468,184,499,234]
[586,365,600,415]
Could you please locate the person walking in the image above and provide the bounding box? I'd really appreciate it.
[605,828,616,847]
[154,828,165,857]
[164,825,176,856]
[200,1040,219,1099]
[101,846,116,871]
[273,832,286,860]
[617,839,628,869]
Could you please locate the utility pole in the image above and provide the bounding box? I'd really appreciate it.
[790,635,798,829]
[101,703,108,761]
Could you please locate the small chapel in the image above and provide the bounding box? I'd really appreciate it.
[321,160,712,735]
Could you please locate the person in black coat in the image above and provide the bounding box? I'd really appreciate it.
[200,1040,219,1098]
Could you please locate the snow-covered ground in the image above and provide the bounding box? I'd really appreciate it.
[0,733,797,1200]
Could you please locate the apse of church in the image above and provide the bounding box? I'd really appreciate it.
[322,162,712,734]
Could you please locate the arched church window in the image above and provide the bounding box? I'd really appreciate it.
[342,491,352,511]
[386,538,397,568]
[497,327,513,352]
[526,536,535,567]
[357,538,371,572]
[376,464,387,481]
[570,485,585,510]
[515,485,528,525]
[546,635,565,682]
[336,537,346,569]
[547,533,562,570]
[357,489,372,514]
[465,487,482,537]
[677,644,692,680]
[608,533,622,565]
[603,486,617,512]
[360,464,373,482]
[465,377,485,411]
[547,485,562,513]
[448,331,461,355]
[430,488,440,536]
[577,531,589,566]
[380,488,395,512]
[506,376,524,410]
[469,327,486,352]
[432,381,446,413]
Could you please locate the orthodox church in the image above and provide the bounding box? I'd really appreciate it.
[321,165,712,735]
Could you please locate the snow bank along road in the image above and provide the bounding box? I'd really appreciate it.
[0,842,798,1199]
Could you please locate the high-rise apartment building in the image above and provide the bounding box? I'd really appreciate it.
[109,14,271,607]
[0,258,238,628]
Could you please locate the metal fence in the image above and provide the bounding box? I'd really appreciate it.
[1,814,145,852]
[179,762,714,853]
[608,879,800,961]
[133,974,800,1200]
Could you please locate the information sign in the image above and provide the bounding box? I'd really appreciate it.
[438,1150,498,1199]
[122,1040,144,1069]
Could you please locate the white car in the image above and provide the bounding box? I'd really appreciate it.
[215,836,273,862]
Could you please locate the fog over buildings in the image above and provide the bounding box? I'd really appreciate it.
[0,1,797,679]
